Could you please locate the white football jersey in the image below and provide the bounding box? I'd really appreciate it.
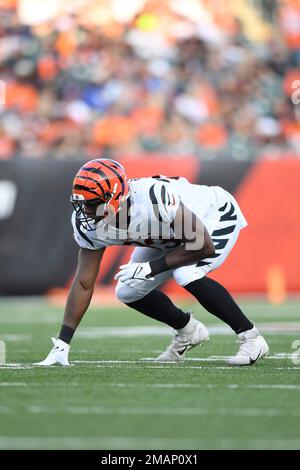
[72,176,245,251]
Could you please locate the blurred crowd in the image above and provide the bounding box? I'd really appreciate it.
[0,0,300,161]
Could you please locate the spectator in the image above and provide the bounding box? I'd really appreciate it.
[0,0,299,160]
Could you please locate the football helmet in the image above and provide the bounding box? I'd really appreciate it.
[70,159,129,230]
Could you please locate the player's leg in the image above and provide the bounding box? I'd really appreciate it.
[185,277,253,334]
[175,220,253,334]
[174,199,269,365]
[115,248,209,360]
[116,247,190,328]
[184,277,269,365]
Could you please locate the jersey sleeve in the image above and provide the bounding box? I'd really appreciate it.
[71,212,102,250]
[149,180,181,224]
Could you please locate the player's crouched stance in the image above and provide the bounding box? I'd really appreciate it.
[35,159,269,368]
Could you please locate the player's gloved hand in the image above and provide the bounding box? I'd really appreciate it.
[114,262,154,288]
[33,338,70,366]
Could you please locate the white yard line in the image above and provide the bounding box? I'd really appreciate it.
[111,383,201,388]
[0,383,27,386]
[1,363,300,370]
[0,335,31,341]
[0,364,34,369]
[0,381,298,390]
[0,382,80,387]
[248,384,300,390]
[0,436,299,450]
[72,360,147,364]
[25,404,300,417]
[1,352,300,370]
[110,383,300,390]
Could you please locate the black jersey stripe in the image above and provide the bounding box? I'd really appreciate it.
[212,238,229,250]
[75,219,94,247]
[220,202,237,222]
[115,210,121,230]
[113,197,132,230]
[149,184,163,222]
[218,202,228,212]
[196,260,211,267]
[126,197,132,228]
[152,175,170,183]
[212,224,236,236]
[161,184,167,210]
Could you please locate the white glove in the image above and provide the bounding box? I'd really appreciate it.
[114,262,154,288]
[33,338,70,366]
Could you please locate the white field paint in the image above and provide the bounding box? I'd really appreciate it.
[0,341,5,365]
[1,352,300,370]
[0,381,299,391]
[25,404,300,417]
[0,436,299,450]
[0,335,30,341]
[0,383,27,387]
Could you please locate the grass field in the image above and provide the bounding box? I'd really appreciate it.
[0,297,300,450]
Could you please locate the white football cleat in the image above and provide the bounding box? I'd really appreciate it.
[156,313,209,362]
[33,338,70,366]
[227,327,269,366]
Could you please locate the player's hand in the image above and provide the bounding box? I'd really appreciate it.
[33,338,70,366]
[114,262,154,288]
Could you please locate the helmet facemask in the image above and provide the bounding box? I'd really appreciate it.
[70,192,113,231]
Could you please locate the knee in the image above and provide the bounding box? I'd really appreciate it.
[184,278,209,297]
[115,282,145,304]
[173,265,207,287]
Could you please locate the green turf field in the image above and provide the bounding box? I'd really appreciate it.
[0,297,300,450]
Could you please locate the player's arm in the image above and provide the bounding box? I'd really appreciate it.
[34,247,105,366]
[150,201,215,275]
[115,202,215,286]
[63,247,105,329]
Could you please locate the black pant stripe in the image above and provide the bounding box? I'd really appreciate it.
[212,224,236,236]
[212,238,229,250]
[220,202,237,222]
[196,261,211,267]
[218,202,228,212]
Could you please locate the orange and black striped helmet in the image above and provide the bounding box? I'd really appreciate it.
[70,158,129,229]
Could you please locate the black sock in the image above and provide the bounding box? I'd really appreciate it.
[126,289,190,330]
[185,278,253,334]
[58,324,75,344]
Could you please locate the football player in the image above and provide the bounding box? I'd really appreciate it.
[35,158,269,367]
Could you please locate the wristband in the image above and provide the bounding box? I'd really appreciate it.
[149,257,169,276]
